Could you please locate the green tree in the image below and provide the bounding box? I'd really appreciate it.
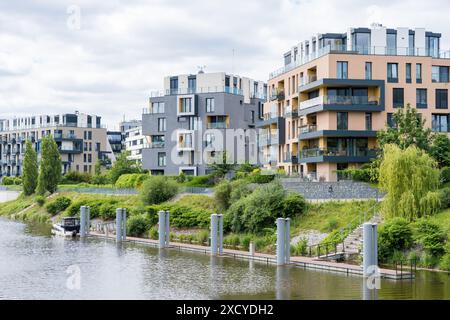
[37,135,62,195]
[22,140,38,195]
[429,133,450,168]
[94,159,102,176]
[109,151,140,183]
[140,175,179,205]
[379,144,440,221]
[207,151,236,178]
[377,104,432,151]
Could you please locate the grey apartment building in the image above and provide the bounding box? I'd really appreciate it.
[0,112,109,177]
[142,71,266,176]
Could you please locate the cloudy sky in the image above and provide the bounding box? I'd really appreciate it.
[0,0,449,129]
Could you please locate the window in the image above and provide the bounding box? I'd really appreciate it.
[432,114,449,132]
[188,77,196,93]
[337,61,348,79]
[416,89,427,108]
[416,64,422,83]
[365,62,372,80]
[158,118,166,132]
[365,112,372,131]
[436,89,448,109]
[426,36,439,58]
[432,66,449,83]
[170,77,178,94]
[251,110,255,123]
[386,33,397,55]
[157,152,166,167]
[409,34,415,55]
[206,98,215,112]
[337,112,348,130]
[387,113,396,128]
[406,63,411,83]
[151,102,165,114]
[353,32,370,54]
[181,98,192,113]
[393,88,404,108]
[387,63,398,83]
[205,133,215,147]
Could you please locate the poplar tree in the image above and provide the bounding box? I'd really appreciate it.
[37,135,62,195]
[22,140,38,195]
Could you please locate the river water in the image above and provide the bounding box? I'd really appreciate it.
[0,216,448,300]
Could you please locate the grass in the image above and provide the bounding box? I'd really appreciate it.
[428,208,450,238]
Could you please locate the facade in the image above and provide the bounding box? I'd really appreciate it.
[125,126,148,164]
[142,71,266,175]
[0,112,109,176]
[107,120,142,157]
[260,25,450,181]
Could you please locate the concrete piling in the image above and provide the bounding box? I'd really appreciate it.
[276,218,291,266]
[158,210,170,248]
[210,214,224,256]
[80,206,87,238]
[121,208,127,241]
[165,211,170,246]
[218,214,223,255]
[363,223,378,276]
[116,208,123,242]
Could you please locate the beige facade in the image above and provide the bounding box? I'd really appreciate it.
[260,27,450,181]
[0,113,109,176]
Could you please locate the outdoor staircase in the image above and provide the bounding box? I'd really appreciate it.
[341,214,382,256]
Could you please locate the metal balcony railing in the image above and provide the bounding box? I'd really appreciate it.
[299,124,317,134]
[299,148,377,159]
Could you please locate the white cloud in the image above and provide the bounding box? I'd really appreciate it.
[0,0,449,129]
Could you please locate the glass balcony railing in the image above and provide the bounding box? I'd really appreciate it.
[207,122,228,129]
[299,148,377,159]
[284,152,298,163]
[299,95,380,110]
[259,133,279,146]
[150,86,243,97]
[149,141,165,148]
[299,124,317,134]
[262,112,280,121]
[270,43,450,79]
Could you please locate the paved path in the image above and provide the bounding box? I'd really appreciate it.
[89,231,414,280]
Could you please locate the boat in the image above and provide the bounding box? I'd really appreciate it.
[51,217,80,237]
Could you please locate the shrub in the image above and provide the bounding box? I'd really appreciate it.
[45,196,72,215]
[61,171,92,184]
[149,226,159,240]
[91,173,110,185]
[240,234,253,250]
[291,238,308,256]
[224,234,240,248]
[441,167,450,184]
[145,203,211,228]
[247,170,275,184]
[35,195,46,206]
[176,172,186,183]
[115,173,149,188]
[184,175,213,187]
[214,180,232,211]
[439,187,450,209]
[282,192,306,217]
[140,176,179,205]
[325,218,339,232]
[378,218,413,262]
[196,230,209,245]
[413,219,446,256]
[337,168,372,182]
[127,214,151,237]
[438,252,450,271]
[1,176,22,185]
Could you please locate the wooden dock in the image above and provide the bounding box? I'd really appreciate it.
[88,231,414,280]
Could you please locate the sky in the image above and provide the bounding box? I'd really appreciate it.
[0,0,449,130]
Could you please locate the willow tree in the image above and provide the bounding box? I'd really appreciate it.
[22,140,38,195]
[379,144,441,221]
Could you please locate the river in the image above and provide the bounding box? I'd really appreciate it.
[0,215,448,300]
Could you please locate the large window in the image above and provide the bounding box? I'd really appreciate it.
[365,62,372,80]
[170,77,178,94]
[157,152,166,167]
[386,33,397,55]
[406,63,412,83]
[150,102,165,114]
[416,64,422,83]
[387,63,398,83]
[206,98,215,112]
[436,89,448,109]
[393,88,404,108]
[432,114,449,132]
[337,61,348,79]
[352,32,370,54]
[188,77,196,93]
[416,89,427,108]
[432,66,449,83]
[157,118,166,132]
[408,34,415,55]
[337,112,348,130]
[426,36,440,58]
[181,98,192,113]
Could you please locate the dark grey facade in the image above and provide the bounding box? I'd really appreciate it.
[142,92,265,176]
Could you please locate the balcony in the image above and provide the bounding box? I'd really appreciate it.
[299,75,317,87]
[58,146,82,154]
[256,112,284,128]
[206,122,228,129]
[299,124,317,134]
[149,141,165,149]
[299,93,382,115]
[259,133,279,147]
[284,106,298,118]
[269,89,285,101]
[298,148,377,163]
[150,86,243,98]
[284,152,298,164]
[54,133,78,140]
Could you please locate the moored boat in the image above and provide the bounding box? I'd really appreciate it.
[51,217,80,237]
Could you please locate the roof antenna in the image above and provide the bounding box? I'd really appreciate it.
[197,65,206,74]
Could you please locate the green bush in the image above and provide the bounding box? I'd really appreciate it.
[127,214,151,237]
[337,168,372,182]
[35,195,46,206]
[282,192,306,217]
[441,167,450,184]
[1,176,22,185]
[224,234,240,247]
[214,180,232,210]
[140,176,179,205]
[45,196,72,215]
[145,203,211,228]
[115,173,149,188]
[378,218,413,262]
[184,175,213,187]
[291,238,308,256]
[61,171,92,184]
[196,230,209,245]
[439,187,450,209]
[413,219,446,256]
[325,218,339,232]
[240,234,253,250]
[247,170,275,184]
[91,174,110,185]
[438,252,450,270]
[149,226,159,240]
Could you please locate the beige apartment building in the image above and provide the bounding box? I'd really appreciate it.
[0,112,110,177]
[259,25,450,181]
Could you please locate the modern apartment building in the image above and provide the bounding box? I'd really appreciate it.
[107,120,142,156]
[0,112,109,176]
[260,24,450,181]
[142,71,266,175]
[125,125,148,165]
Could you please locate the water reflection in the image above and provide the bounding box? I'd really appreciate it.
[0,218,448,300]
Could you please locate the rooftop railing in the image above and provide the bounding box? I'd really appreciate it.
[150,86,244,98]
[270,44,450,79]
